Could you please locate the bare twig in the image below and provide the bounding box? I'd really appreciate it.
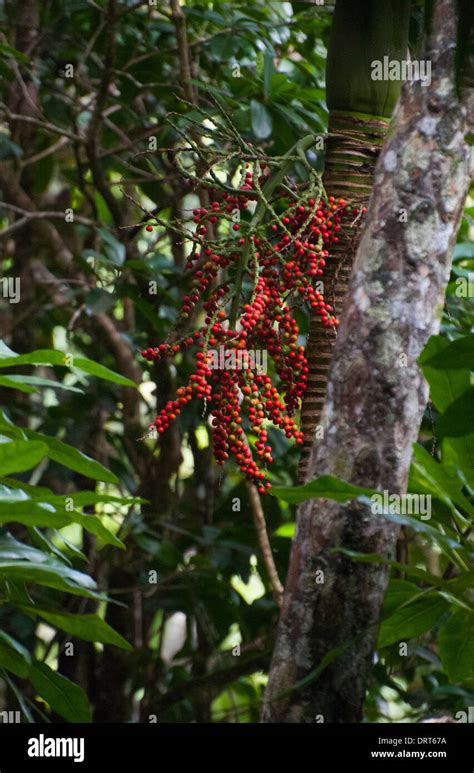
[246,480,284,607]
[0,108,80,141]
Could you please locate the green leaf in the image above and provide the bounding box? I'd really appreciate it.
[382,579,420,617]
[97,228,126,267]
[0,632,31,678]
[439,610,474,683]
[419,336,470,412]
[271,475,377,505]
[72,511,124,549]
[0,376,36,393]
[3,375,84,394]
[436,387,474,438]
[0,500,68,529]
[26,432,119,484]
[337,548,473,590]
[0,43,30,63]
[250,99,273,139]
[72,356,136,387]
[0,533,54,563]
[443,434,474,485]
[378,594,448,648]
[0,440,48,475]
[0,558,104,599]
[0,501,123,548]
[0,479,144,508]
[0,345,136,387]
[30,662,91,722]
[23,608,132,651]
[263,50,274,99]
[85,288,116,315]
[0,642,30,678]
[361,499,462,551]
[453,242,474,259]
[0,413,118,483]
[409,443,474,517]
[420,335,474,369]
[66,491,145,507]
[274,523,295,538]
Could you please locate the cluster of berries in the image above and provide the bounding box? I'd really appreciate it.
[141,165,358,491]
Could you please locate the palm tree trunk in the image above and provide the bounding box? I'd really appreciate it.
[298,0,410,481]
[300,111,389,479]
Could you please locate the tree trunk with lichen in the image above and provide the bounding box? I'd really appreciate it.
[263,0,473,723]
[299,0,410,481]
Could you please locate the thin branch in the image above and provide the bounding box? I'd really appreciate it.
[0,208,95,240]
[20,136,70,169]
[246,480,284,607]
[169,0,196,105]
[0,108,80,141]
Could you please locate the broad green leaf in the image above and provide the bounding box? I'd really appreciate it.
[378,595,448,648]
[72,511,124,549]
[28,527,74,566]
[0,484,29,502]
[0,345,136,387]
[367,503,463,551]
[420,335,474,369]
[0,478,144,508]
[0,500,68,529]
[0,413,118,483]
[2,375,83,394]
[453,242,474,259]
[0,497,124,549]
[25,432,119,484]
[23,608,132,651]
[0,376,36,393]
[436,387,474,438]
[0,559,104,599]
[439,610,474,683]
[31,662,91,722]
[336,548,471,591]
[443,435,474,486]
[271,475,377,504]
[419,336,470,412]
[0,533,57,563]
[66,492,145,507]
[0,642,30,678]
[409,443,474,517]
[382,579,420,617]
[0,440,48,475]
[0,631,31,677]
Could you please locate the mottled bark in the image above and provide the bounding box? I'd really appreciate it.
[263,0,473,723]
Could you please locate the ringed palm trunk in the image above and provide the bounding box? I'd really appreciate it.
[299,0,410,481]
